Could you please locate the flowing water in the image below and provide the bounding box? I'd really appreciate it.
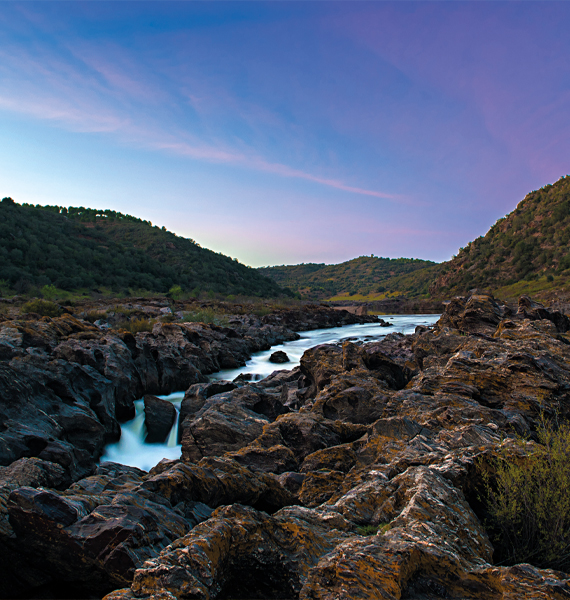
[99,314,440,471]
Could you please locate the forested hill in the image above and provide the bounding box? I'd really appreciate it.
[0,198,286,297]
[259,256,435,300]
[428,175,570,296]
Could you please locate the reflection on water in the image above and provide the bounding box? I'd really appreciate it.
[99,315,440,471]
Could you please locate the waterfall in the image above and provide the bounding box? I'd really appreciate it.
[99,392,184,471]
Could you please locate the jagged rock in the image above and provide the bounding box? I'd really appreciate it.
[180,380,237,423]
[269,350,289,363]
[2,457,296,598]
[518,294,570,332]
[180,383,291,462]
[143,395,176,443]
[181,402,271,462]
[8,296,570,599]
[0,306,366,481]
[108,503,351,600]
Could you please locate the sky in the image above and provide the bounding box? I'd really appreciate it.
[1,1,570,268]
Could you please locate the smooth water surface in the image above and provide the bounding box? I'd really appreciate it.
[99,314,440,471]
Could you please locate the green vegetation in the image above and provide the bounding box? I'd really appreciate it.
[261,176,570,300]
[429,175,570,297]
[183,308,230,326]
[356,523,391,536]
[0,198,287,298]
[20,299,61,317]
[259,256,436,300]
[482,418,570,571]
[119,318,155,333]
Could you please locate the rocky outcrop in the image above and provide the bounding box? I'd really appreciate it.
[0,306,375,482]
[103,293,570,599]
[1,457,295,598]
[5,294,570,599]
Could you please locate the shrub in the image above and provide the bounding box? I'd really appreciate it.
[183,309,228,326]
[41,284,58,300]
[20,299,61,317]
[357,523,391,536]
[482,418,570,570]
[169,284,183,300]
[120,318,154,333]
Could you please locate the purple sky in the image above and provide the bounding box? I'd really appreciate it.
[1,2,569,267]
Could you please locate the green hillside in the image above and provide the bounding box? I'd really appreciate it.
[260,175,570,302]
[259,256,436,300]
[428,175,570,297]
[0,198,286,297]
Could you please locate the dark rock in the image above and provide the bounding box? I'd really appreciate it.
[143,395,176,443]
[269,350,290,363]
[179,380,236,424]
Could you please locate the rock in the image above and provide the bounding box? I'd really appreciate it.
[118,503,351,600]
[2,457,296,598]
[179,380,237,424]
[181,401,271,462]
[7,297,570,599]
[269,350,290,363]
[143,395,176,443]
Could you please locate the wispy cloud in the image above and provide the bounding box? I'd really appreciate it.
[0,27,400,202]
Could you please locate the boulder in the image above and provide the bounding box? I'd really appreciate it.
[269,350,290,363]
[143,395,176,443]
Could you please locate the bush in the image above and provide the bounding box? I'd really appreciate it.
[83,310,107,323]
[357,523,390,536]
[482,418,570,570]
[119,318,154,333]
[41,284,58,300]
[183,308,228,326]
[168,284,183,300]
[20,299,61,317]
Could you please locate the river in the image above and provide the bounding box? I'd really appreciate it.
[99,314,440,471]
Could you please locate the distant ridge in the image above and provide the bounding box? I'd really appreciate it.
[0,198,287,297]
[259,256,435,300]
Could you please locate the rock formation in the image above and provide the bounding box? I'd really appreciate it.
[2,296,570,598]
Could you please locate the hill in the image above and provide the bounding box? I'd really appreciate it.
[427,175,570,297]
[260,175,570,303]
[0,198,286,298]
[259,256,435,300]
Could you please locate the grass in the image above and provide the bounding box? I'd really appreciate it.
[326,291,404,302]
[119,318,155,333]
[493,274,570,301]
[83,310,107,323]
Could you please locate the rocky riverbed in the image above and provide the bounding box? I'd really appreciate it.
[2,295,570,598]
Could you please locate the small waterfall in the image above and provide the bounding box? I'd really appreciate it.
[100,392,184,471]
[165,403,180,447]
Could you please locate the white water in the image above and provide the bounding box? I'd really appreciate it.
[99,315,440,471]
[99,391,184,471]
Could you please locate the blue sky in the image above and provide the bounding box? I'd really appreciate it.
[1,2,570,267]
